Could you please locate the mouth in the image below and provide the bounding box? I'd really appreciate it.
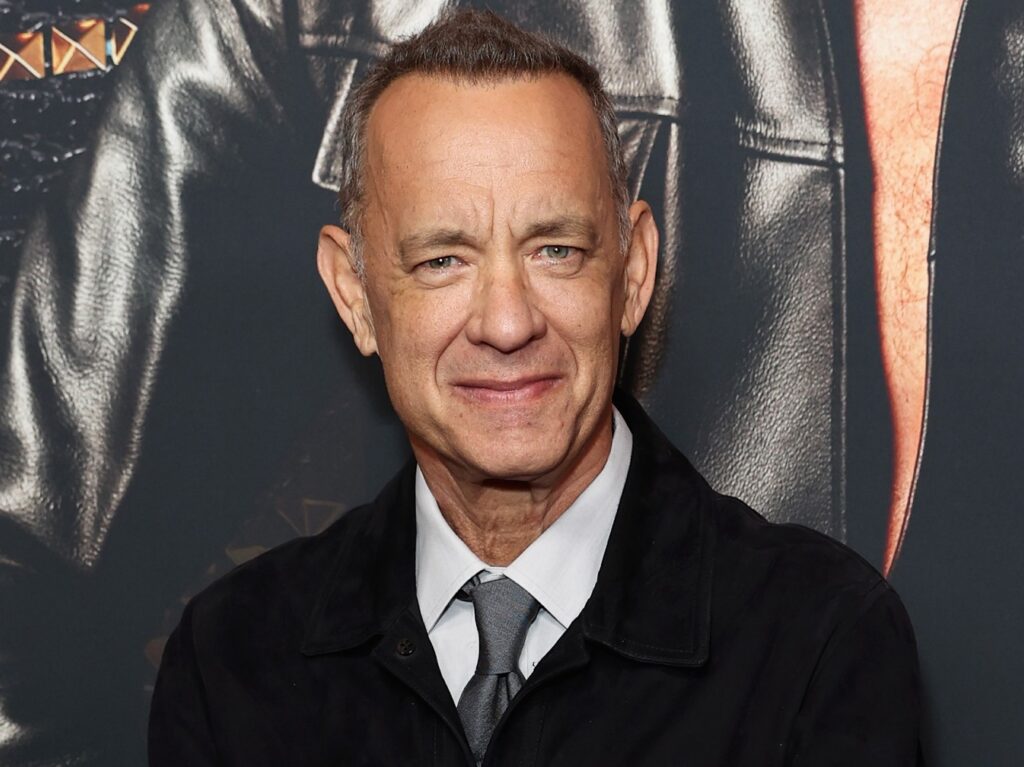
[451,375,562,404]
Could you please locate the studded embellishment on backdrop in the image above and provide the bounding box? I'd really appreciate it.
[0,5,148,80]
[0,4,152,274]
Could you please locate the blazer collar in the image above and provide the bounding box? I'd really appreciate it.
[301,461,419,655]
[579,390,713,666]
[302,390,713,668]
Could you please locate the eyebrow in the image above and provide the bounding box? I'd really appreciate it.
[398,228,480,258]
[521,215,598,243]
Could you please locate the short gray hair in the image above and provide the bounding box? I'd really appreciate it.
[337,9,630,272]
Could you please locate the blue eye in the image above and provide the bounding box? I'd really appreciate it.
[424,256,457,269]
[538,245,575,260]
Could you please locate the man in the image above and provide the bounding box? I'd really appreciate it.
[148,12,920,765]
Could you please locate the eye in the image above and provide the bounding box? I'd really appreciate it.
[422,255,459,270]
[537,245,578,261]
[412,253,467,285]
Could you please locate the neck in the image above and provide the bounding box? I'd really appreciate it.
[415,413,615,565]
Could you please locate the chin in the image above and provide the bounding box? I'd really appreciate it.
[460,439,569,483]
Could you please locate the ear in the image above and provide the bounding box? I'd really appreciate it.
[620,200,659,337]
[316,225,378,356]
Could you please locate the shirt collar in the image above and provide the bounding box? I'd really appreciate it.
[415,407,633,632]
[414,468,488,631]
[303,389,713,667]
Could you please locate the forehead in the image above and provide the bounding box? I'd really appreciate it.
[363,73,611,233]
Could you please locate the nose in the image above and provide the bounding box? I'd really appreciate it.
[464,260,546,353]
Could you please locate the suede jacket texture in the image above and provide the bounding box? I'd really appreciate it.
[149,395,922,766]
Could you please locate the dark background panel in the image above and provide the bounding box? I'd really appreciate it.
[2,0,1023,765]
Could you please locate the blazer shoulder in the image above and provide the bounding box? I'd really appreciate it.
[184,500,378,630]
[708,490,890,604]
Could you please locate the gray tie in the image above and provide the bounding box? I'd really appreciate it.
[457,576,541,763]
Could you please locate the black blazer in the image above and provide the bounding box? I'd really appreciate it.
[149,395,921,766]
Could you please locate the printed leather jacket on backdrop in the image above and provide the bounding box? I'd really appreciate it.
[0,1,1022,764]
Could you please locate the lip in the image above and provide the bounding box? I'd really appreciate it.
[451,375,562,404]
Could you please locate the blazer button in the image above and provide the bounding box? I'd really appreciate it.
[396,638,416,657]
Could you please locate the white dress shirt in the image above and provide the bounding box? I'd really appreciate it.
[415,407,633,704]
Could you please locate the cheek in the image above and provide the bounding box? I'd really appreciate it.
[375,287,468,383]
[536,274,621,353]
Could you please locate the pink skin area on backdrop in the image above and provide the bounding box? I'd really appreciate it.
[854,0,963,572]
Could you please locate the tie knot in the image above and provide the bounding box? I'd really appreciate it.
[463,576,540,675]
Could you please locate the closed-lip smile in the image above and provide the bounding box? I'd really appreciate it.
[451,375,562,403]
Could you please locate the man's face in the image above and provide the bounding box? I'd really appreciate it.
[320,73,655,485]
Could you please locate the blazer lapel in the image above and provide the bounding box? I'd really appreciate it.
[299,462,473,762]
[581,391,714,667]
